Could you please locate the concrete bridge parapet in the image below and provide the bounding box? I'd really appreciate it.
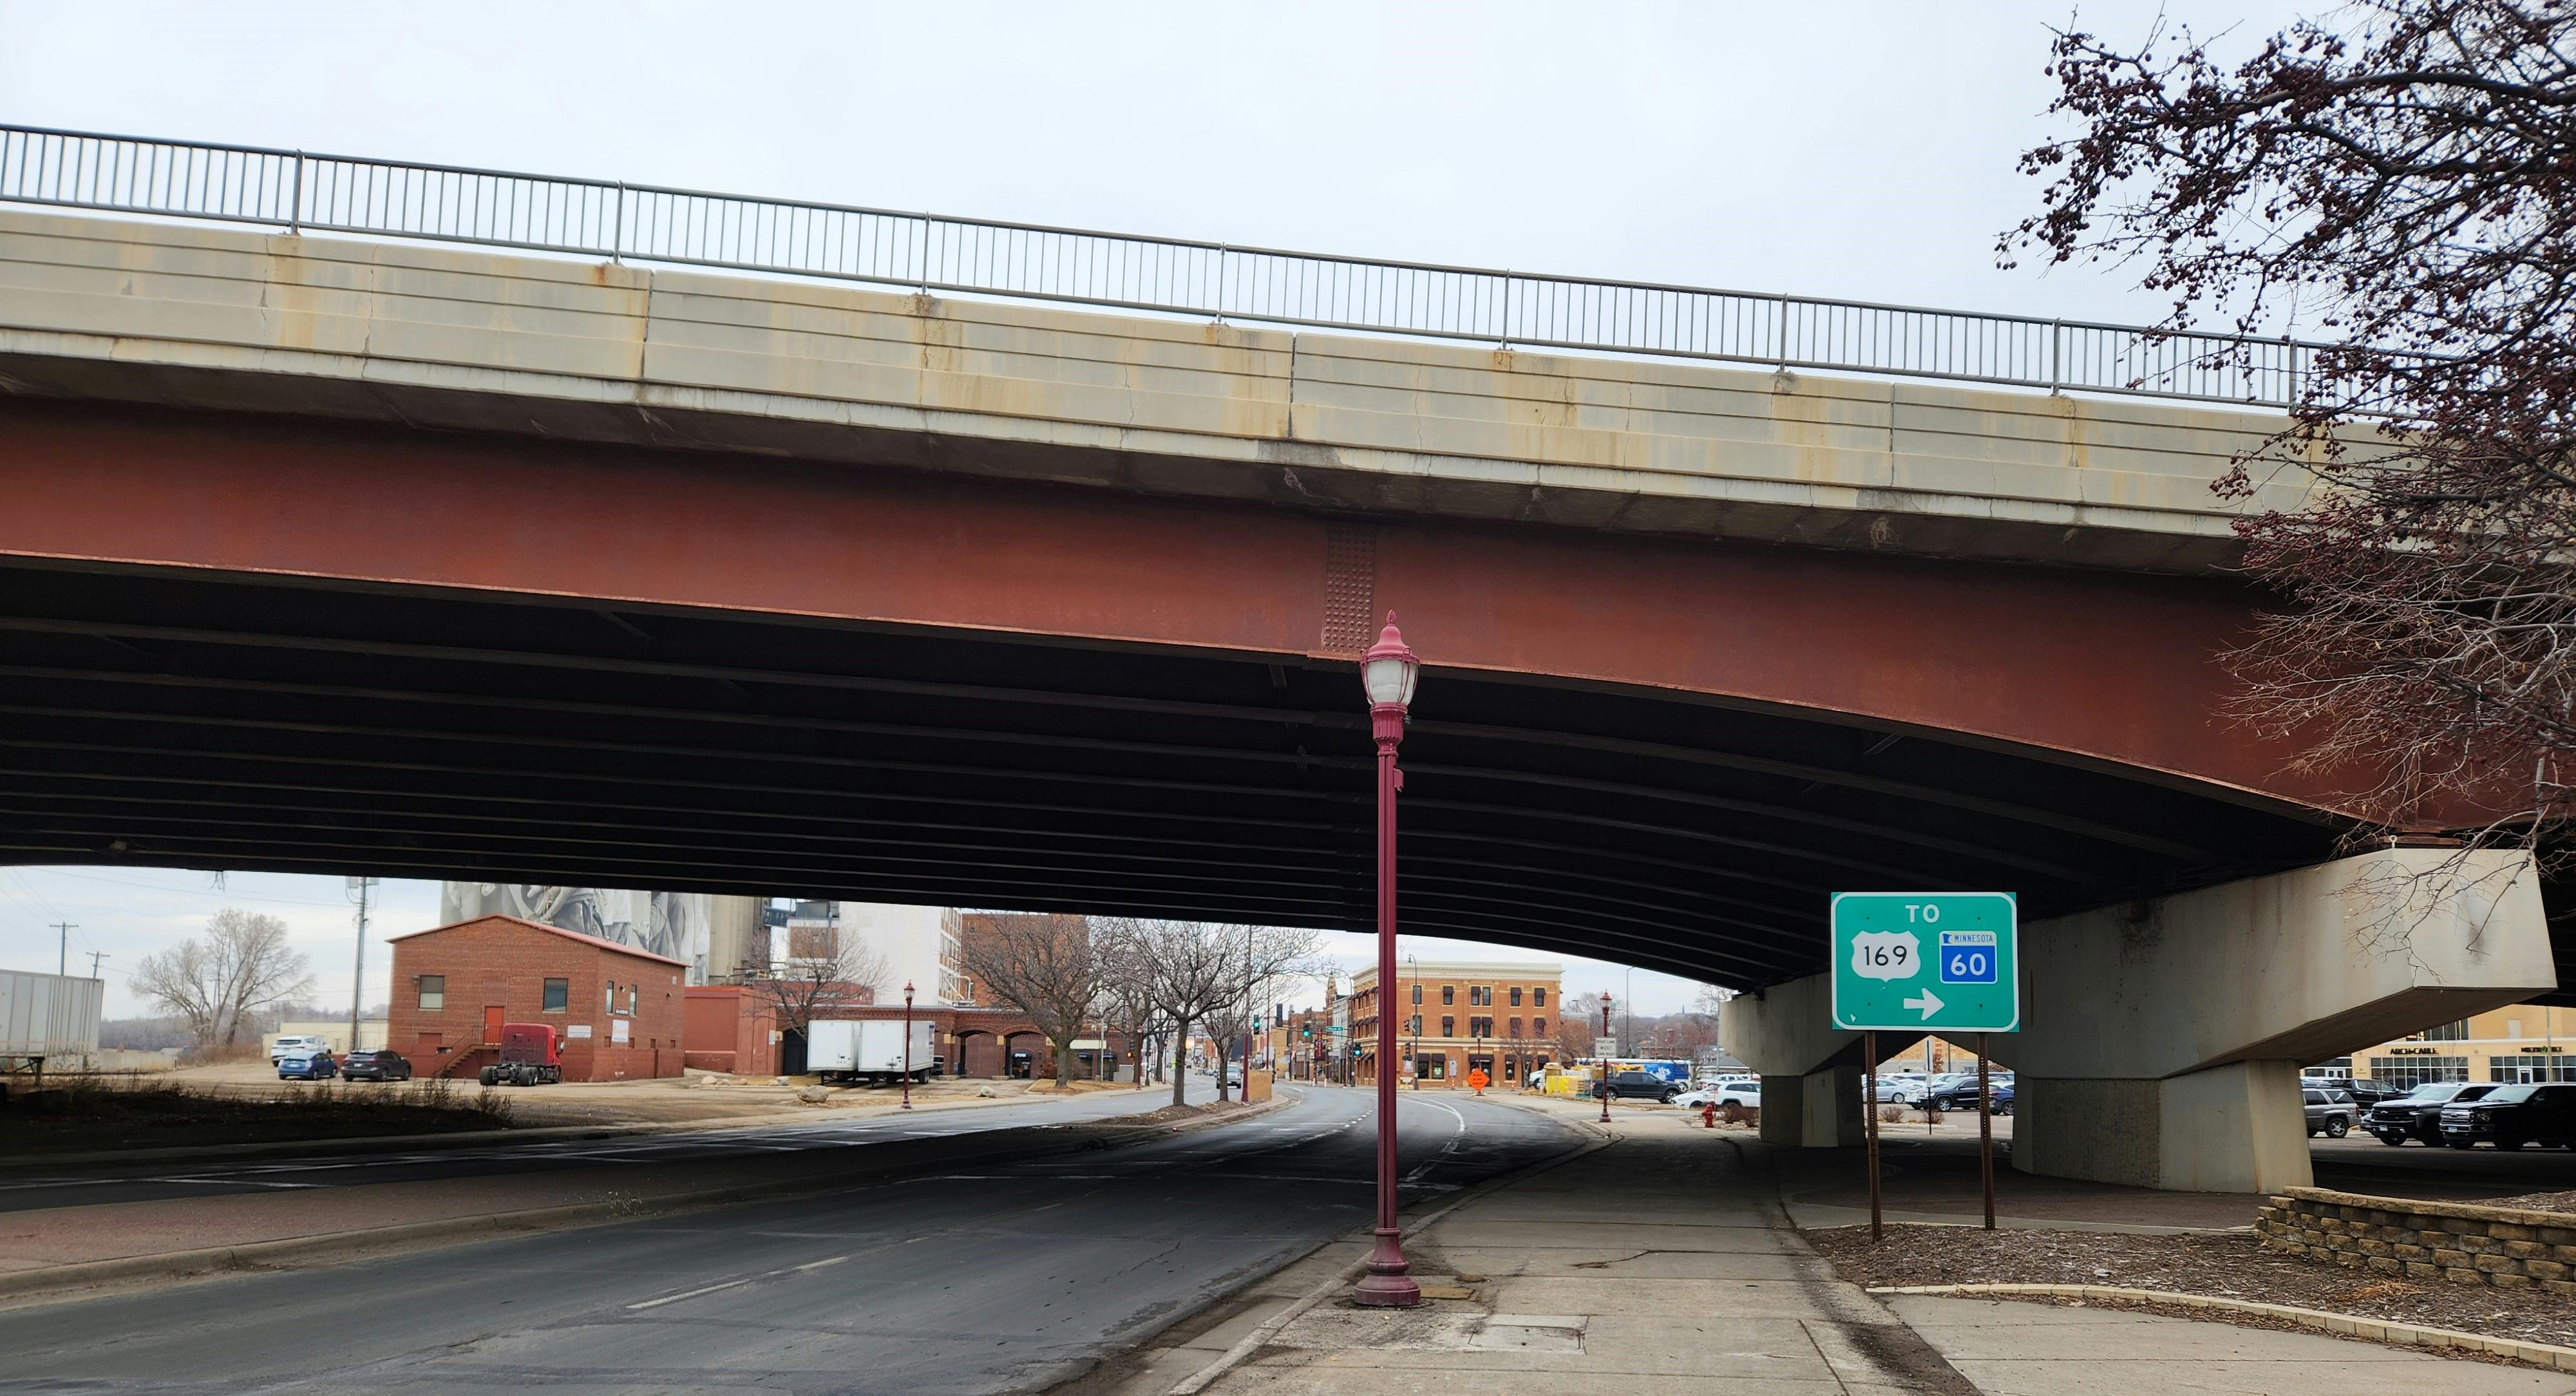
[1723,849,2557,1193]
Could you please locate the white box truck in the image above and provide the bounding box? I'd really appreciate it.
[804,1019,936,1085]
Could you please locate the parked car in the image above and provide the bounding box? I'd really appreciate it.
[339,1049,412,1082]
[2440,1082,2576,1150]
[2302,1087,2355,1138]
[2365,1082,2495,1145]
[1872,1077,1929,1106]
[1676,1081,1761,1109]
[276,1050,338,1081]
[1595,1070,1681,1102]
[1929,1075,2014,1114]
[269,1034,329,1066]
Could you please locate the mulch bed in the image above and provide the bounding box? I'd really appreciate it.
[1808,1223,2576,1352]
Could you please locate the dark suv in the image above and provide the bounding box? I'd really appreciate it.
[340,1049,413,1082]
[2439,1082,2576,1150]
[1595,1071,1680,1103]
[2365,1082,2494,1146]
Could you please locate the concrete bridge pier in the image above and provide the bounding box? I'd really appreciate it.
[1723,849,2555,1193]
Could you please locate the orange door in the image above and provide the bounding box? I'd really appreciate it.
[483,1006,505,1043]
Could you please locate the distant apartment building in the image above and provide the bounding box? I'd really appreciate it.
[771,900,971,1005]
[2334,1004,2576,1089]
[1349,960,1564,1088]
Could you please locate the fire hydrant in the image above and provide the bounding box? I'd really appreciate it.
[1701,1100,1718,1129]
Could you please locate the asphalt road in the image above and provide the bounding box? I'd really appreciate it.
[0,1084,1577,1395]
[0,1077,1238,1215]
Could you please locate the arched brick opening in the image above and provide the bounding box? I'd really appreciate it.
[952,1028,993,1079]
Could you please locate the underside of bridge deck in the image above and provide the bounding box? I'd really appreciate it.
[0,554,2349,989]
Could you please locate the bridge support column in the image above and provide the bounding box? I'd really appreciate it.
[1723,849,2553,1187]
[2003,848,2552,1192]
[1723,973,1897,1147]
[2012,1061,2311,1194]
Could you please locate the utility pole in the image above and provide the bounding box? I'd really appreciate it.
[346,877,379,1053]
[52,923,75,976]
[88,949,108,979]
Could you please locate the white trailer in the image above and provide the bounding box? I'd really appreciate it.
[804,1019,936,1084]
[1,969,104,1086]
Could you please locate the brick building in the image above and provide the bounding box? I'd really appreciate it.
[1350,960,1563,1088]
[682,985,781,1077]
[386,913,687,1082]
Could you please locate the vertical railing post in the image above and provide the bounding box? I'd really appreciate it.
[1776,294,1791,368]
[2049,319,2063,393]
[610,182,625,263]
[917,212,932,293]
[287,150,303,234]
[1215,245,1229,325]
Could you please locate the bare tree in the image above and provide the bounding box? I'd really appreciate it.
[954,912,1101,1088]
[2008,2,2576,854]
[1097,932,1166,1092]
[1099,919,1323,1107]
[131,908,314,1053]
[743,916,888,1042]
[1554,1006,1596,1065]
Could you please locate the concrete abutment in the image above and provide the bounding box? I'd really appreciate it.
[1721,849,2555,1192]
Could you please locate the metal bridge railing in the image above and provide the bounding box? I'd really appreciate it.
[0,124,2320,410]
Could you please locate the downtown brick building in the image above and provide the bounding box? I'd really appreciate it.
[1349,960,1564,1088]
[386,913,688,1082]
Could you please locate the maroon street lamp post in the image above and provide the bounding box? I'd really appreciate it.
[901,980,915,1111]
[1354,614,1423,1309]
[1598,991,1614,1124]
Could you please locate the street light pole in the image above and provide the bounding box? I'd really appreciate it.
[901,980,915,1111]
[1598,991,1614,1124]
[1354,614,1423,1310]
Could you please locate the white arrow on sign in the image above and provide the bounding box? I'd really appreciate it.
[1901,989,1945,1021]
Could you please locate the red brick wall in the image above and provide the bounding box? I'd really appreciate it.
[683,985,778,1077]
[386,915,686,1082]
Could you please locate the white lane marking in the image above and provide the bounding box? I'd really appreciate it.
[627,1251,853,1309]
[1401,1097,1469,1184]
[627,1276,757,1310]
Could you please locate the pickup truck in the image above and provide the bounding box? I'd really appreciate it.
[1594,1070,1681,1103]
[2302,1086,2354,1138]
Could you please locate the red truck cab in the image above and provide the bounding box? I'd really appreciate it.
[478,1023,563,1086]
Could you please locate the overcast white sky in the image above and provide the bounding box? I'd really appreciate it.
[0,1,2313,1018]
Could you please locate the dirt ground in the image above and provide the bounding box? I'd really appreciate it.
[1810,1222,2576,1351]
[0,1062,1106,1157]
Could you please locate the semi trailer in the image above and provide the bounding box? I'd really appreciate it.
[804,1019,935,1085]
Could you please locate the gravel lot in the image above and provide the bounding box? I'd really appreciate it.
[1809,1223,2576,1351]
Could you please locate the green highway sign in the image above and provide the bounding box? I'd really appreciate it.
[1829,892,2020,1033]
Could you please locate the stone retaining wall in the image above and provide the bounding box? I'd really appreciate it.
[2258,1187,2576,1291]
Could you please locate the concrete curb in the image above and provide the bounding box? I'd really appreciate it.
[1164,1096,1607,1396]
[0,1090,1293,1306]
[1870,1283,2576,1371]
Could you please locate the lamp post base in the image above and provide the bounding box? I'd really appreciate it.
[1352,1227,1422,1308]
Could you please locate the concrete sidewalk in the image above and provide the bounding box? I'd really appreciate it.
[1164,1098,2571,1396]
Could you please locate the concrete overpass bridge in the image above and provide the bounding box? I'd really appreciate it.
[0,128,2554,1193]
